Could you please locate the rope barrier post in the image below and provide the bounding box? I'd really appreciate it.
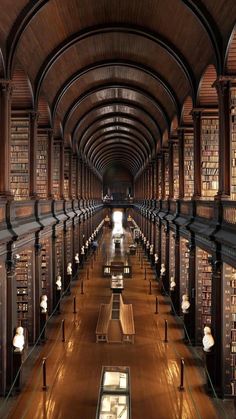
[73,296,77,313]
[144,267,146,280]
[164,319,168,342]
[81,279,84,295]
[87,268,89,280]
[149,279,152,294]
[141,258,143,269]
[62,319,65,342]
[155,296,159,314]
[179,358,185,391]
[42,357,48,391]
[91,258,94,269]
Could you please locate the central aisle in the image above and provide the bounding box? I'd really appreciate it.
[5,226,221,419]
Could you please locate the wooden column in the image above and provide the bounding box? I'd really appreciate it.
[29,111,39,198]
[192,110,202,199]
[0,80,11,196]
[214,78,231,198]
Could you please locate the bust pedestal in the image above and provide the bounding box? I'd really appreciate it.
[160,274,166,295]
[203,349,215,394]
[80,254,84,268]
[55,289,61,314]
[13,350,23,391]
[64,274,71,295]
[40,311,47,342]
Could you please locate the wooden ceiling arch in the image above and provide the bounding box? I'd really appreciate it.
[87,135,147,164]
[59,83,170,130]
[33,25,195,102]
[80,118,153,157]
[86,131,148,163]
[90,140,145,169]
[71,104,158,152]
[93,143,143,167]
[52,61,179,120]
[96,152,140,175]
[100,159,138,175]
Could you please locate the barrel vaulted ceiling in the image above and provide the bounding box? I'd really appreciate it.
[0,0,236,177]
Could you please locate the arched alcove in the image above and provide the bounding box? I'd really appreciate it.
[37,95,52,127]
[197,64,218,106]
[180,96,193,125]
[11,64,34,110]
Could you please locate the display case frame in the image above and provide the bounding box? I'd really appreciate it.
[96,366,131,419]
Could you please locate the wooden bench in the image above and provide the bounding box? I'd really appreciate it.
[120,296,135,344]
[96,303,111,342]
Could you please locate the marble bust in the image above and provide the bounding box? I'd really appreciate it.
[74,253,80,264]
[81,246,85,255]
[181,294,190,313]
[154,253,159,264]
[170,276,176,291]
[150,244,154,255]
[13,327,25,352]
[56,275,62,290]
[40,295,48,313]
[160,263,166,276]
[67,262,72,275]
[202,326,214,352]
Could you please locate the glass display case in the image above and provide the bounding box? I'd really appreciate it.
[96,366,131,419]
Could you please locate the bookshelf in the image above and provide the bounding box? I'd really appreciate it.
[158,159,162,198]
[65,225,72,267]
[36,133,48,199]
[169,230,175,278]
[164,153,169,199]
[71,155,77,199]
[195,247,212,344]
[74,220,80,254]
[161,224,166,265]
[53,142,60,199]
[179,237,190,299]
[222,263,236,396]
[231,88,236,200]
[173,143,179,199]
[184,132,194,199]
[15,248,34,342]
[40,237,51,300]
[155,224,160,253]
[64,150,70,200]
[55,229,64,280]
[10,117,30,199]
[201,117,219,199]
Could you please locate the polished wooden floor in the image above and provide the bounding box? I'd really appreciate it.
[1,227,230,418]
